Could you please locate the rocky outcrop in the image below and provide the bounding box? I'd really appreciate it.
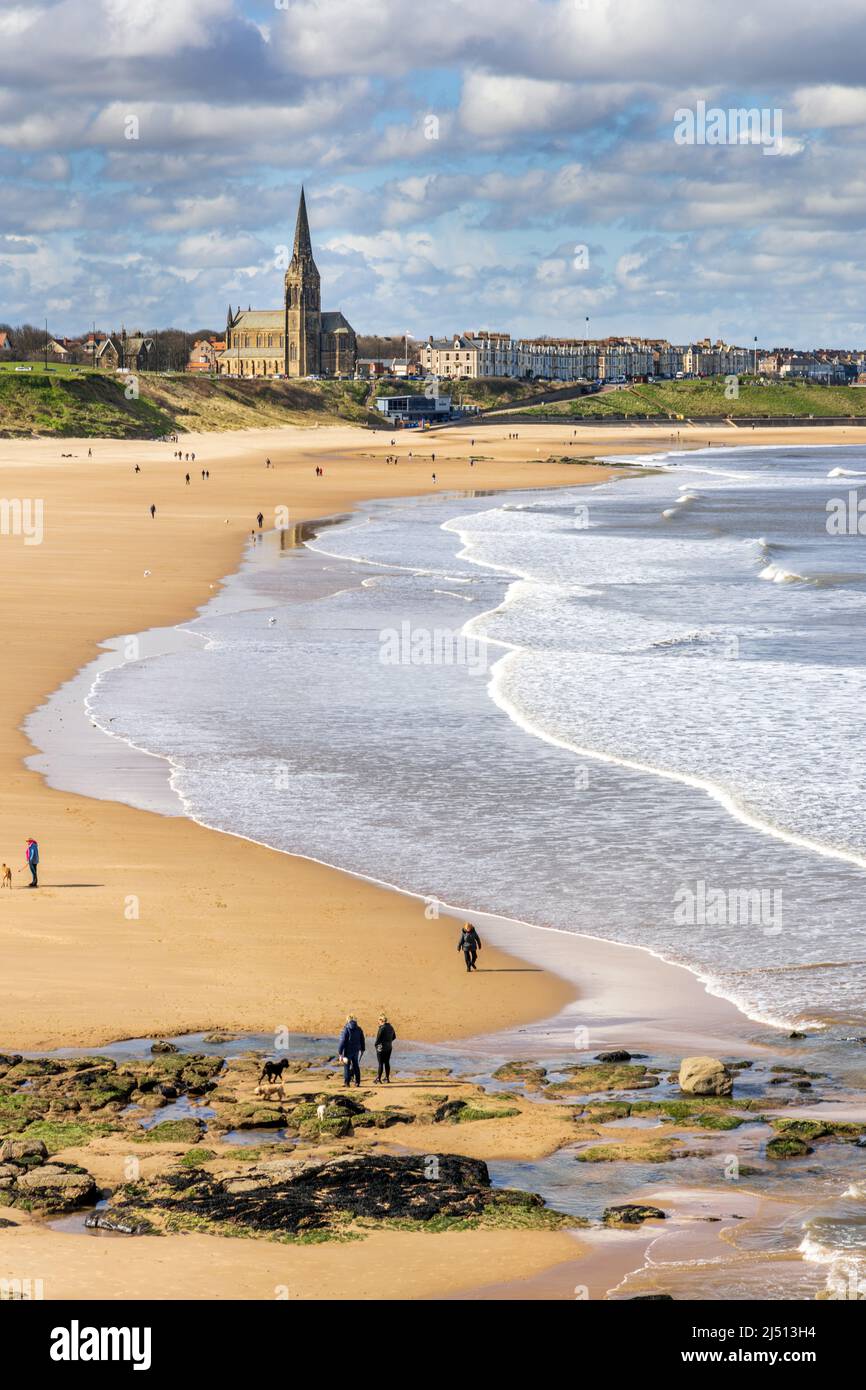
[104,1153,498,1237]
[678,1056,733,1097]
[603,1204,666,1226]
[0,1141,97,1211]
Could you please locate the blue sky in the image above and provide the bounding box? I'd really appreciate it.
[1,0,866,345]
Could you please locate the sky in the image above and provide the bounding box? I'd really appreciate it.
[1,0,866,346]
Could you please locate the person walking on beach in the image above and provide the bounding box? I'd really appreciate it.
[185,473,190,485]
[257,511,264,529]
[458,922,481,972]
[374,1014,396,1083]
[24,838,39,889]
[338,1014,365,1087]
[149,503,156,518]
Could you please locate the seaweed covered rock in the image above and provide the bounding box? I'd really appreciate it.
[766,1134,812,1159]
[103,1153,495,1237]
[492,1062,548,1087]
[84,1211,155,1235]
[678,1057,733,1097]
[0,1138,48,1165]
[10,1162,97,1210]
[545,1063,659,1097]
[603,1204,666,1226]
[136,1118,207,1145]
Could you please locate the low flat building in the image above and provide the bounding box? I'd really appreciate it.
[375,393,453,423]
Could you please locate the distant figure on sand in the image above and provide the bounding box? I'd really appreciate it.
[338,1014,365,1087]
[149,504,156,519]
[257,511,264,528]
[1,864,12,888]
[24,838,39,888]
[375,1015,396,1083]
[458,922,481,972]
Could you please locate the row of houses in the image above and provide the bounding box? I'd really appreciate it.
[46,332,156,372]
[419,333,762,383]
[757,350,859,384]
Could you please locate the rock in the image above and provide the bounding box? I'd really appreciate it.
[150,1041,179,1054]
[432,1099,469,1123]
[594,1050,631,1063]
[603,1204,666,1226]
[788,1031,806,1039]
[299,1115,352,1140]
[856,1136,866,1149]
[678,1056,733,1097]
[14,1164,97,1208]
[0,1218,18,1228]
[627,1293,673,1300]
[0,1138,48,1165]
[102,1153,496,1236]
[138,1118,206,1144]
[491,1062,548,1086]
[766,1135,812,1159]
[84,1211,154,1235]
[202,1032,237,1044]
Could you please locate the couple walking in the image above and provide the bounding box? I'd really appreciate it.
[337,1013,396,1087]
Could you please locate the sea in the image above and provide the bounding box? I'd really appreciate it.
[25,441,866,1296]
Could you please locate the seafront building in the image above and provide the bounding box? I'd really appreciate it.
[419,331,758,383]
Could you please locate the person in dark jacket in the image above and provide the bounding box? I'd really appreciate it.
[374,1014,396,1083]
[337,1014,365,1087]
[458,922,481,972]
[24,838,39,888]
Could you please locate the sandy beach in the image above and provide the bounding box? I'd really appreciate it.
[5,417,865,1051]
[3,417,866,1301]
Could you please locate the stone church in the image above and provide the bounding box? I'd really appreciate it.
[217,188,356,378]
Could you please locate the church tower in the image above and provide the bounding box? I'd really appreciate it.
[284,187,321,377]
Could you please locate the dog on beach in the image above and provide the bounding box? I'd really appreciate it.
[255,1082,285,1101]
[258,1058,290,1085]
[1,864,11,888]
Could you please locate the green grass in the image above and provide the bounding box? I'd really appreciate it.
[0,367,388,438]
[516,378,866,420]
[576,1140,677,1163]
[18,1119,118,1153]
[449,1105,521,1124]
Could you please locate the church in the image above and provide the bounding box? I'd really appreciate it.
[217,189,356,379]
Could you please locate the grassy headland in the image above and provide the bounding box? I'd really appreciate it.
[0,364,386,438]
[510,377,866,419]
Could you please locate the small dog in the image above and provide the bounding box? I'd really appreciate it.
[255,1082,285,1101]
[258,1058,289,1085]
[1,865,12,889]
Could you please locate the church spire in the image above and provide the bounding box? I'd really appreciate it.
[293,186,313,258]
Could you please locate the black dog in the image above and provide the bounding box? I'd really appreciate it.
[259,1058,290,1084]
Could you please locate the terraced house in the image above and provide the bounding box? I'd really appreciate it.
[218,189,356,379]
